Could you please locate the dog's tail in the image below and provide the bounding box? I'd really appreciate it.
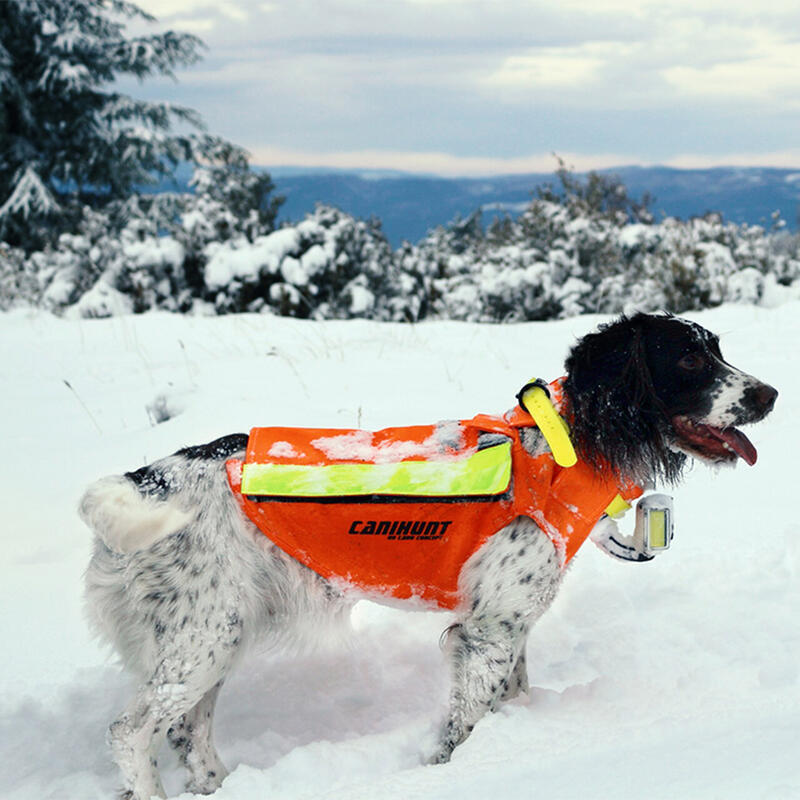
[79,476,193,554]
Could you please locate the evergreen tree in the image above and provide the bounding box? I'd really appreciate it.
[0,0,265,249]
[535,157,653,225]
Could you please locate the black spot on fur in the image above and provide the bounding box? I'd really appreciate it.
[175,433,248,462]
[125,465,172,499]
[125,434,247,499]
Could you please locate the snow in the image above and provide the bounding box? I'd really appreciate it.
[122,237,184,272]
[280,256,306,286]
[726,267,765,305]
[266,441,301,459]
[618,223,660,249]
[309,428,465,464]
[69,278,133,319]
[204,228,301,290]
[300,244,329,277]
[1,303,797,800]
[347,283,375,315]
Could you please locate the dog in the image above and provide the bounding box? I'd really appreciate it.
[81,312,777,799]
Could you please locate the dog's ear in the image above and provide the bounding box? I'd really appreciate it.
[566,318,644,399]
[565,316,657,410]
[563,315,684,484]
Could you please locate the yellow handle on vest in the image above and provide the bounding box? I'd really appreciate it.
[519,383,578,468]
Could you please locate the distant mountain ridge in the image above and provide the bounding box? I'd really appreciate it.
[155,165,800,246]
[269,166,800,246]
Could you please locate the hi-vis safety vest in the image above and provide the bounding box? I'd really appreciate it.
[226,380,642,610]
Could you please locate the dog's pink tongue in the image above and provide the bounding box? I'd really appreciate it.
[713,426,758,466]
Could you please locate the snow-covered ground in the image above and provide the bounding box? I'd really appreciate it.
[1,303,798,800]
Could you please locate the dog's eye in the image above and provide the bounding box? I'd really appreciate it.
[678,353,705,371]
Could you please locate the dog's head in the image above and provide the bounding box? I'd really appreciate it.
[563,313,777,485]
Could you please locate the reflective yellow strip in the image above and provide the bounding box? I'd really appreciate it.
[520,383,578,468]
[241,442,512,498]
[605,494,632,519]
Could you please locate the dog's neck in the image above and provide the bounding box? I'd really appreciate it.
[560,387,687,488]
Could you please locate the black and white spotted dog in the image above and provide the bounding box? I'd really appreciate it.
[81,313,777,799]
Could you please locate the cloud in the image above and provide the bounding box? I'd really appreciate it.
[482,48,605,90]
[246,145,631,175]
[122,0,800,169]
[662,30,800,100]
[246,145,800,176]
[136,0,248,16]
[163,16,216,33]
[664,149,800,169]
[481,40,643,93]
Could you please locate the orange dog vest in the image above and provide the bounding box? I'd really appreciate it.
[226,388,641,610]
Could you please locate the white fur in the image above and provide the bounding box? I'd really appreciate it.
[80,477,194,554]
[702,359,763,428]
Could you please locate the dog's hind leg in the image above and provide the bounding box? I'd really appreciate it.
[431,517,561,764]
[110,639,238,800]
[166,680,228,795]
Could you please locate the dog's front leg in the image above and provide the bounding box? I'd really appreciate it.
[500,647,529,702]
[430,517,561,763]
[431,617,523,763]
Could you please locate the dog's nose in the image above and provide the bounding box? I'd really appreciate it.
[754,383,778,414]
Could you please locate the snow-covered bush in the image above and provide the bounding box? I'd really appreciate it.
[20,161,282,318]
[0,242,39,310]
[11,192,403,320]
[3,167,800,322]
[26,202,183,316]
[204,205,401,319]
[393,170,800,321]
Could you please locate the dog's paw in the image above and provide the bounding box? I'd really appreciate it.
[186,766,228,795]
[427,747,453,766]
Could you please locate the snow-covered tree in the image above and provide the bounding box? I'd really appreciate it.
[0,0,270,249]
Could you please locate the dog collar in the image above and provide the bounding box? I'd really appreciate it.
[512,378,636,521]
[515,378,578,468]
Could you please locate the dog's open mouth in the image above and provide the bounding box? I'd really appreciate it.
[671,415,757,465]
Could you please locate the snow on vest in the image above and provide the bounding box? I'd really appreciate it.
[225,381,642,610]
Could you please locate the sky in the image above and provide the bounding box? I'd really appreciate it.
[125,0,800,176]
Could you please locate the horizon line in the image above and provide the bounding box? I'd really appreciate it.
[246,147,800,179]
